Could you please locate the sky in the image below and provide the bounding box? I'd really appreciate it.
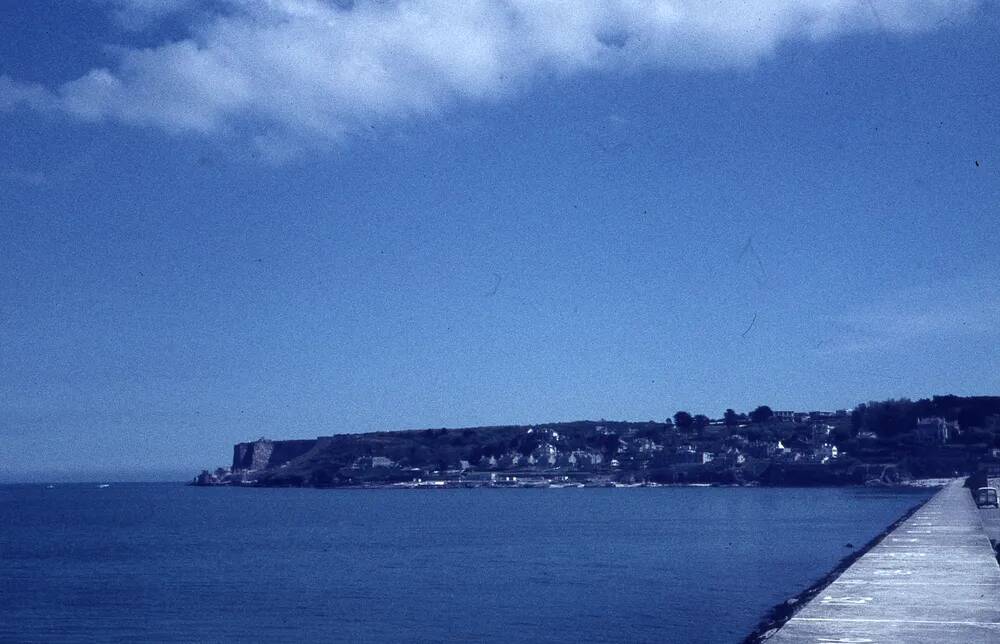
[1,1,999,481]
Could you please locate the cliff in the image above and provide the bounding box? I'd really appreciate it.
[231,438,319,472]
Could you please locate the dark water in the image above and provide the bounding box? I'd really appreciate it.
[0,483,932,643]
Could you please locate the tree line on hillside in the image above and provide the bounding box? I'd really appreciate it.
[672,405,775,429]
[852,395,1000,442]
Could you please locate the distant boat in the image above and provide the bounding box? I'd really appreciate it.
[97,484,111,489]
[45,485,55,489]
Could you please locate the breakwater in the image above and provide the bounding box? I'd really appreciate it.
[764,480,1000,642]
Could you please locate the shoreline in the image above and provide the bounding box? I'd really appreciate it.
[190,478,949,491]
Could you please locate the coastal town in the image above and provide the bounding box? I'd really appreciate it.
[194,395,1000,489]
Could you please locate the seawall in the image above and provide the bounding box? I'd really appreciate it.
[763,480,1000,642]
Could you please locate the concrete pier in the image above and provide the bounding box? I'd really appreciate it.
[767,480,1000,643]
[979,477,1000,543]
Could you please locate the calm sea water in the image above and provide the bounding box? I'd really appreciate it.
[0,483,932,643]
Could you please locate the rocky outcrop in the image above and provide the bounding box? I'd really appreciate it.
[231,438,319,472]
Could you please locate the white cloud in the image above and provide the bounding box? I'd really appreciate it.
[0,0,982,147]
[99,0,202,30]
[0,76,54,111]
[814,281,1000,355]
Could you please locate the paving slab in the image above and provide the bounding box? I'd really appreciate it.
[769,618,1000,643]
[766,480,1000,643]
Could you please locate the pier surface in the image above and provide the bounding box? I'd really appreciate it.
[980,477,1000,543]
[767,480,1000,643]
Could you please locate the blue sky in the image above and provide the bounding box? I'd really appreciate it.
[2,1,999,481]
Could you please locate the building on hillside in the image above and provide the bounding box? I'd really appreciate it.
[816,443,838,463]
[352,456,396,470]
[633,438,662,453]
[915,417,958,444]
[774,410,796,422]
[700,425,725,439]
[671,445,699,464]
[718,448,746,467]
[527,443,559,466]
[811,424,834,441]
[499,452,523,468]
[746,440,779,459]
[565,450,603,468]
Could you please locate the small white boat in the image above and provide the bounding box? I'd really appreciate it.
[97,484,111,489]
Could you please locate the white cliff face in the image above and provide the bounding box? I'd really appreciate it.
[232,438,275,472]
[251,440,275,470]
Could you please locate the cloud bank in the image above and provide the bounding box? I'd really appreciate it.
[1,0,981,146]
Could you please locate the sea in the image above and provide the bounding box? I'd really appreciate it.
[0,483,933,643]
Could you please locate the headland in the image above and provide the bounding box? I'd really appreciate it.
[192,395,1000,489]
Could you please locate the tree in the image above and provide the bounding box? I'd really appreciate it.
[597,432,621,455]
[750,405,774,424]
[724,409,739,427]
[693,414,710,429]
[674,411,694,429]
[851,404,866,432]
[863,398,915,437]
